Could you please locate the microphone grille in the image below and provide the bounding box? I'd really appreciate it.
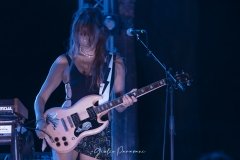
[126,28,134,36]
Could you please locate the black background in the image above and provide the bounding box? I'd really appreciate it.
[0,0,240,159]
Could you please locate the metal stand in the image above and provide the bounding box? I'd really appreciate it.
[12,122,21,160]
[169,85,175,160]
[135,33,185,160]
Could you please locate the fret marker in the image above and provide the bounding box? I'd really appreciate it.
[101,106,104,111]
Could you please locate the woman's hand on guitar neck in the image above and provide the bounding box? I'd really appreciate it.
[116,89,137,112]
[122,90,137,107]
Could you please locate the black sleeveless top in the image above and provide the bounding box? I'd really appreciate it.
[65,54,114,105]
[70,63,99,104]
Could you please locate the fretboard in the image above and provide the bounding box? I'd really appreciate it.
[94,79,167,114]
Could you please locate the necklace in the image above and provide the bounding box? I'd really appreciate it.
[80,47,95,58]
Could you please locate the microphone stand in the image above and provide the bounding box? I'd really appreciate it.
[135,33,185,160]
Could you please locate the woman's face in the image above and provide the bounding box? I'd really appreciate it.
[79,26,100,49]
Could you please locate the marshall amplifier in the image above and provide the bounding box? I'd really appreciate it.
[0,122,12,144]
[0,98,28,120]
[0,98,29,160]
[0,124,12,136]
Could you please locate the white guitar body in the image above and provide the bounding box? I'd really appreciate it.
[42,73,190,153]
[43,94,109,153]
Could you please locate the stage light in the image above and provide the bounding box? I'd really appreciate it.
[104,16,116,31]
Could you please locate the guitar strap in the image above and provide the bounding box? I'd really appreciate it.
[98,53,116,105]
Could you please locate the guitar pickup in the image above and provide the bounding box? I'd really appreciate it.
[71,113,81,127]
[87,107,97,119]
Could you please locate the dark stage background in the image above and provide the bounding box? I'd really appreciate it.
[0,0,240,160]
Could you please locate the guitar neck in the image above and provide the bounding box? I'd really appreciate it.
[94,78,167,114]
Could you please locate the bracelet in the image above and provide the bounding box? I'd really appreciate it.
[35,118,45,125]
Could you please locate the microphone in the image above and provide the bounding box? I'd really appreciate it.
[126,28,146,36]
